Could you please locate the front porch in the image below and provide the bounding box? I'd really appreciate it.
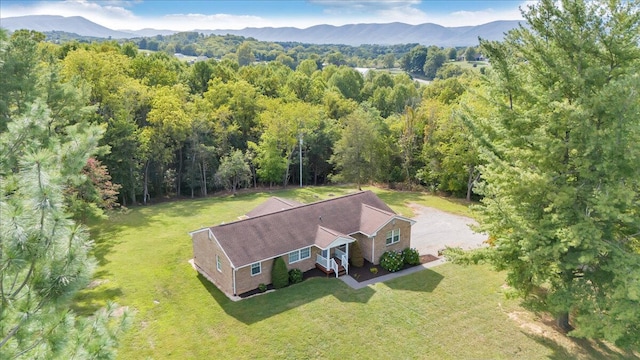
[315,246,349,278]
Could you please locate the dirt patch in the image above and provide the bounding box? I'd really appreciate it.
[505,309,637,359]
[87,279,109,289]
[111,306,129,317]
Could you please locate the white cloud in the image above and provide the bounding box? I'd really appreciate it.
[0,0,528,31]
[1,0,139,28]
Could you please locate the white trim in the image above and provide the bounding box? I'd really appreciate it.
[236,243,319,270]
[385,228,401,246]
[371,235,375,262]
[216,254,222,272]
[188,228,238,269]
[188,228,210,236]
[233,269,237,296]
[250,262,262,276]
[369,216,416,237]
[321,236,356,249]
[288,247,311,264]
[208,230,236,269]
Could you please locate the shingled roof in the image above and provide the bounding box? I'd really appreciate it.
[207,191,404,268]
[245,197,303,217]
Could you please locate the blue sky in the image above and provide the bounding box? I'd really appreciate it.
[1,0,529,30]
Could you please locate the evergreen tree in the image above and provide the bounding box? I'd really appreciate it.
[271,257,289,289]
[462,0,640,348]
[0,103,130,358]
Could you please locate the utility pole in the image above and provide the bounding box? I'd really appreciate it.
[299,134,303,188]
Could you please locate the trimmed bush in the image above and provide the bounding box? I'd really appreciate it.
[258,283,267,293]
[379,250,404,272]
[349,241,364,267]
[403,247,420,266]
[272,257,289,289]
[288,268,303,284]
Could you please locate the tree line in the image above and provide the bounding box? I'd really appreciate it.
[1,29,485,211]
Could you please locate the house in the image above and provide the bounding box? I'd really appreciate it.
[190,191,415,297]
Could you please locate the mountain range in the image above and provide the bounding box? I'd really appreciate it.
[0,15,521,46]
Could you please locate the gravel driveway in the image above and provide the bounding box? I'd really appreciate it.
[409,204,488,256]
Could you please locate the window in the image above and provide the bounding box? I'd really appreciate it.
[288,247,311,264]
[385,229,400,246]
[251,262,261,276]
[288,251,299,264]
[216,254,222,272]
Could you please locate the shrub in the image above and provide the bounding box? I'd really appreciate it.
[288,268,303,284]
[379,250,404,272]
[369,267,378,274]
[258,283,267,293]
[403,247,420,266]
[349,241,364,267]
[272,257,289,289]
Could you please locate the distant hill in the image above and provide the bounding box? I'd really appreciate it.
[0,15,521,46]
[200,21,521,46]
[125,28,179,37]
[0,15,136,39]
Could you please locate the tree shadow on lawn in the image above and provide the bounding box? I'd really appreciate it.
[523,332,639,360]
[198,274,375,325]
[384,268,445,293]
[88,207,162,267]
[71,285,124,316]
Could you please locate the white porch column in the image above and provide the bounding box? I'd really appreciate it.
[326,248,330,269]
[345,242,350,274]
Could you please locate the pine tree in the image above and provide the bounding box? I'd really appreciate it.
[467,0,640,348]
[0,103,130,358]
[0,31,129,357]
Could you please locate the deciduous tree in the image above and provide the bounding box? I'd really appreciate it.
[215,149,251,195]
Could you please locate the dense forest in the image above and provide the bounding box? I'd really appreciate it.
[1,27,484,214]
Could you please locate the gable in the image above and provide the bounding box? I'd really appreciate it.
[245,197,303,217]
[201,191,402,268]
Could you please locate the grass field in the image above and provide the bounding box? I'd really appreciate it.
[75,186,633,359]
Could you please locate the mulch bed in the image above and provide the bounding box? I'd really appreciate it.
[348,254,440,283]
[238,254,440,298]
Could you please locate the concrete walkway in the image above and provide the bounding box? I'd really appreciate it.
[340,204,487,289]
[340,258,447,289]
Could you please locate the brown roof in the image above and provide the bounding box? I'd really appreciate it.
[206,191,403,268]
[245,197,303,217]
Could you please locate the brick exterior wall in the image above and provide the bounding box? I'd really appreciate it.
[234,258,274,295]
[194,219,412,296]
[349,219,412,265]
[234,247,320,295]
[352,233,374,263]
[192,230,234,296]
[370,219,412,264]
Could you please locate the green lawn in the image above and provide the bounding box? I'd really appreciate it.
[76,186,630,359]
